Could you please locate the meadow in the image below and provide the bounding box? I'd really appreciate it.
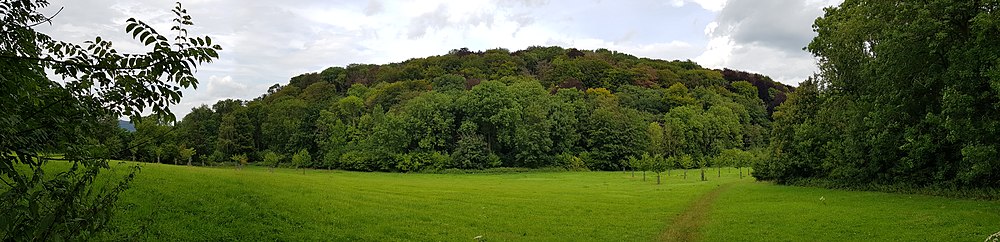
[91,162,1000,241]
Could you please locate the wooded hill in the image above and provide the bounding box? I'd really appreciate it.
[121,46,791,172]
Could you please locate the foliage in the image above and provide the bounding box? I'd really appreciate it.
[262,151,283,172]
[757,0,1000,189]
[291,149,311,172]
[138,45,783,172]
[0,1,219,240]
[178,146,196,166]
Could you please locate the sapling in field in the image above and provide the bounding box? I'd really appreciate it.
[627,156,639,178]
[232,154,248,170]
[263,151,283,172]
[641,154,651,181]
[292,149,311,174]
[649,154,667,185]
[680,155,694,179]
[179,147,196,166]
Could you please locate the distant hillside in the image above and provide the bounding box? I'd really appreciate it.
[161,46,796,172]
[118,120,135,132]
[266,46,793,114]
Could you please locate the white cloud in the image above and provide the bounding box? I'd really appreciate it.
[669,0,728,12]
[690,0,728,11]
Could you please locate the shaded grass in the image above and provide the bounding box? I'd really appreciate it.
[702,181,1000,241]
[98,163,740,241]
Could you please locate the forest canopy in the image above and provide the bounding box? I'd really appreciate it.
[123,46,790,173]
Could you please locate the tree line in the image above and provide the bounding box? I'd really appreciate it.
[113,46,790,174]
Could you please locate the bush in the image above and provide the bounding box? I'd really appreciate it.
[557,153,589,171]
[338,151,375,171]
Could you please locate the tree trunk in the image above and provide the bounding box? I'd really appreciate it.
[739,167,743,179]
[718,166,721,177]
[631,168,634,178]
[642,171,646,181]
[683,170,687,179]
[656,172,661,184]
[700,168,706,181]
[187,157,192,166]
[156,155,160,164]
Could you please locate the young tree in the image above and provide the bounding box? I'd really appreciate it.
[232,154,249,170]
[649,154,668,184]
[152,146,165,164]
[179,146,196,166]
[292,149,311,174]
[263,151,283,173]
[679,155,694,179]
[0,1,220,240]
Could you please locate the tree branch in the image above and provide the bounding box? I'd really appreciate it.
[0,55,154,71]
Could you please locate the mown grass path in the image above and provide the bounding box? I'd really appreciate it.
[659,181,738,242]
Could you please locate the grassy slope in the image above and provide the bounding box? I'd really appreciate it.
[702,180,1000,241]
[104,163,736,241]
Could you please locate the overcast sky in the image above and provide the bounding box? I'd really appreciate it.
[37,0,842,119]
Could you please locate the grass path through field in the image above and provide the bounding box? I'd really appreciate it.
[659,180,738,242]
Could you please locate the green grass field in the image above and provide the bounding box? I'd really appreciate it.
[91,162,1000,241]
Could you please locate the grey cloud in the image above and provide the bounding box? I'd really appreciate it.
[364,0,384,16]
[704,0,837,85]
[408,5,451,38]
[712,0,825,54]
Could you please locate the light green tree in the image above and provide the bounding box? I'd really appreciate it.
[292,149,312,174]
[648,154,668,184]
[679,155,695,179]
[179,146,196,166]
[263,151,283,173]
[232,154,249,170]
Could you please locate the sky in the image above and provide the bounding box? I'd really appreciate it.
[36,0,843,119]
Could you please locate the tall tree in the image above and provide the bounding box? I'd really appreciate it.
[757,0,1000,190]
[216,107,254,161]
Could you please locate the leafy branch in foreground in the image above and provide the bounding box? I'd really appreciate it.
[0,0,220,240]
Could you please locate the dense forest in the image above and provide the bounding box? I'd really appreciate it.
[114,46,791,173]
[756,0,1000,189]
